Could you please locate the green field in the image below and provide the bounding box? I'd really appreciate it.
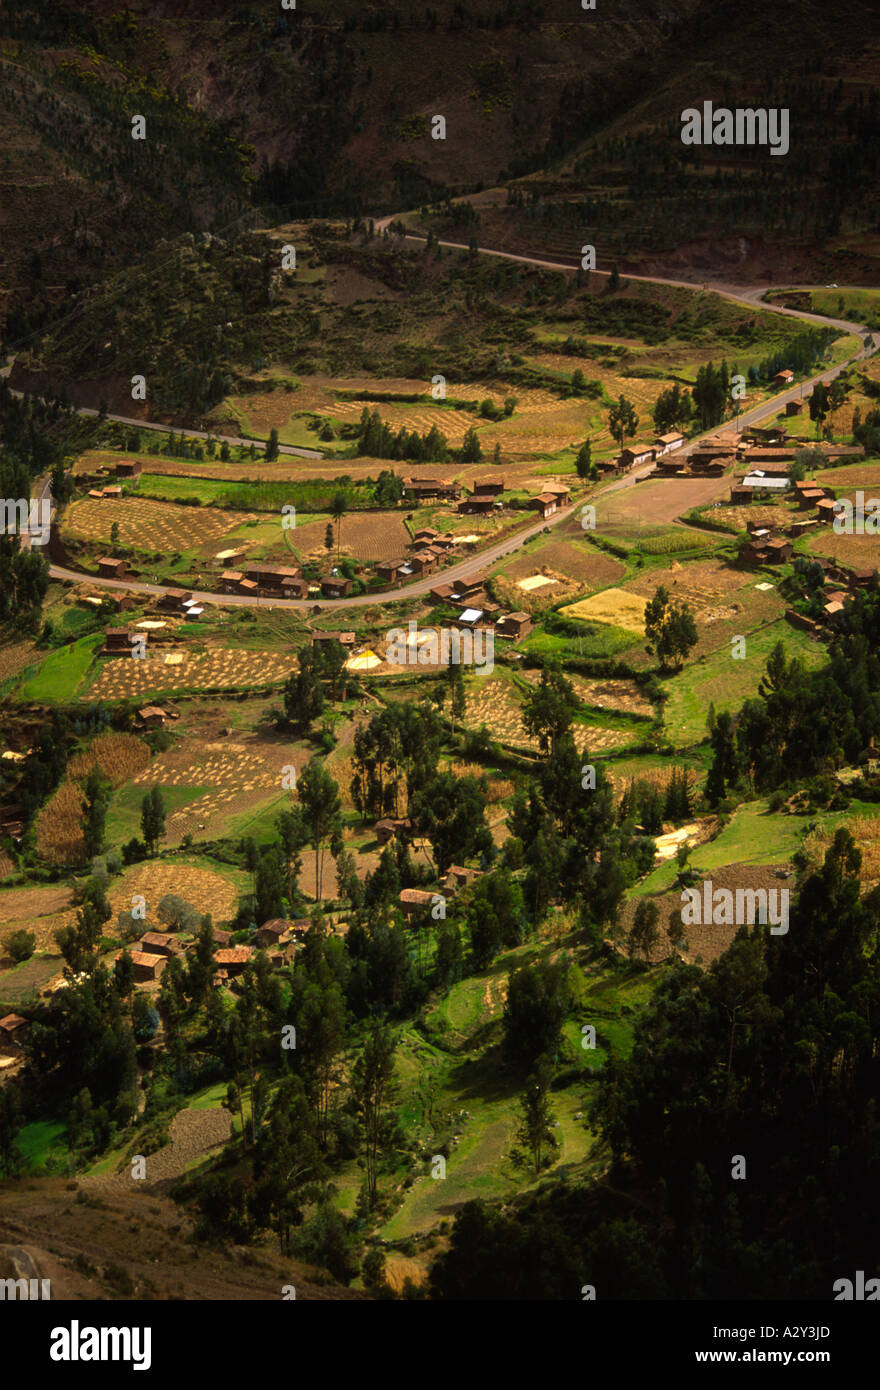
[19,634,103,702]
[662,620,828,747]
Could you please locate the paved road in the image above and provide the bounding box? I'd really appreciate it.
[48,503,582,611]
[13,229,874,609]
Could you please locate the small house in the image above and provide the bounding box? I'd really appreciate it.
[495,611,532,640]
[137,706,166,729]
[215,946,255,975]
[443,865,482,895]
[254,920,290,948]
[0,1014,29,1051]
[530,492,559,520]
[654,430,686,456]
[138,932,180,958]
[97,557,128,579]
[785,400,805,416]
[115,459,142,478]
[321,575,353,599]
[377,559,406,583]
[399,888,436,921]
[127,951,166,983]
[773,369,795,388]
[374,817,412,846]
[103,628,143,656]
[619,444,656,469]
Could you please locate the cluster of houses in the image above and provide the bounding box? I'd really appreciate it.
[113,917,314,990]
[398,864,483,921]
[619,430,688,472]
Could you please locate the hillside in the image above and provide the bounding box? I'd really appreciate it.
[5,0,880,360]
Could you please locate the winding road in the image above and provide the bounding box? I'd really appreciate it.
[11,231,875,611]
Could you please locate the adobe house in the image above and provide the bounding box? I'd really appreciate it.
[0,1014,29,1051]
[851,568,877,590]
[215,946,255,975]
[321,575,354,599]
[128,951,166,983]
[763,537,794,562]
[399,888,436,921]
[619,444,656,468]
[457,495,496,515]
[443,865,483,895]
[374,817,412,846]
[137,706,166,728]
[496,611,533,640]
[138,932,180,958]
[401,476,460,501]
[816,498,840,525]
[654,430,686,456]
[430,582,456,604]
[312,630,355,648]
[785,400,805,416]
[455,572,489,601]
[220,570,245,594]
[545,485,571,506]
[97,557,129,579]
[405,550,437,575]
[253,920,291,948]
[729,485,752,504]
[377,559,406,583]
[773,369,795,388]
[115,459,142,478]
[156,588,193,614]
[530,492,559,520]
[103,627,144,656]
[101,485,123,499]
[472,478,504,497]
[411,528,440,547]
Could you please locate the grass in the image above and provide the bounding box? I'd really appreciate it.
[662,619,828,747]
[19,634,103,702]
[16,1119,68,1170]
[106,784,212,848]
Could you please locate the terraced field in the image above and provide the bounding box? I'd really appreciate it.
[64,497,259,553]
[463,674,633,754]
[85,648,297,700]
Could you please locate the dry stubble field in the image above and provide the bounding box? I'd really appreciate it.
[86,648,297,699]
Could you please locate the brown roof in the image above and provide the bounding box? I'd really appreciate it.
[128,951,164,968]
[138,706,165,718]
[215,946,255,965]
[534,492,559,505]
[0,1013,28,1031]
[399,889,435,907]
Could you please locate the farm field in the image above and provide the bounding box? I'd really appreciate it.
[63,496,260,555]
[661,617,827,746]
[18,634,103,702]
[288,510,411,563]
[114,734,306,846]
[107,860,245,928]
[559,587,648,632]
[806,529,880,568]
[84,647,297,700]
[462,672,636,754]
